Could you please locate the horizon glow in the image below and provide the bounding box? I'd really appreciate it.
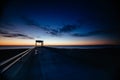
[0,0,119,46]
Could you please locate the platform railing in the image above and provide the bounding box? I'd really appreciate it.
[0,48,35,73]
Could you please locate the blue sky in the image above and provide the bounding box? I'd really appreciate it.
[0,0,119,45]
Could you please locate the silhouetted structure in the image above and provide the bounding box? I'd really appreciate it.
[35,40,44,47]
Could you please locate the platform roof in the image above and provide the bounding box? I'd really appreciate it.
[36,40,43,43]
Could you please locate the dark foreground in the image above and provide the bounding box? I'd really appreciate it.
[0,47,120,80]
[0,49,27,63]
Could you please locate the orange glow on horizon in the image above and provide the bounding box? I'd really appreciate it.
[0,38,35,46]
[0,38,117,46]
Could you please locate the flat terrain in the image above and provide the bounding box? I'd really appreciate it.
[0,49,27,63]
[1,47,120,80]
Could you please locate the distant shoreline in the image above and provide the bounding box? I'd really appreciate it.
[0,45,119,50]
[0,44,119,47]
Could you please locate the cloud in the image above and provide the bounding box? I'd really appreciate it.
[20,15,119,38]
[20,16,50,31]
[0,22,34,39]
[47,24,81,36]
[20,16,61,36]
[21,16,86,36]
[20,16,40,27]
[60,24,80,33]
[72,28,120,38]
[0,29,34,39]
[4,33,34,39]
[21,16,88,36]
[46,29,60,36]
[0,29,9,34]
[72,30,106,37]
[0,21,15,30]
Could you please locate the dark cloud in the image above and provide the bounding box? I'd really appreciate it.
[60,24,80,33]
[0,21,14,28]
[20,14,120,38]
[72,28,120,39]
[20,16,53,32]
[46,29,60,36]
[20,16,40,27]
[0,29,34,39]
[72,30,106,37]
[20,16,61,36]
[4,33,34,39]
[0,29,9,34]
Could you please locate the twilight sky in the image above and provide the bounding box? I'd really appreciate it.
[0,0,119,46]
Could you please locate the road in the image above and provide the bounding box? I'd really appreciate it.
[3,47,112,80]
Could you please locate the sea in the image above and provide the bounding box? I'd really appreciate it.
[0,45,119,50]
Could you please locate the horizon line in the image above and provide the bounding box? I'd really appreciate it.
[0,44,119,47]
